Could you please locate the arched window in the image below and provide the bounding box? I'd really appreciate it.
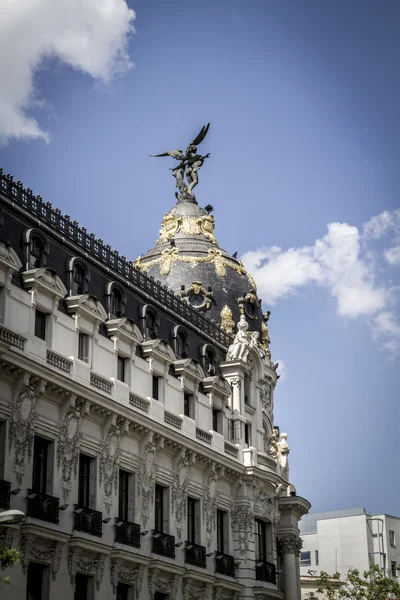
[110,287,123,319]
[145,311,156,339]
[205,347,216,375]
[30,235,45,268]
[73,264,86,295]
[176,331,187,358]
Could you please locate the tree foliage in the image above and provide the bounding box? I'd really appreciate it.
[311,564,400,600]
[0,543,21,585]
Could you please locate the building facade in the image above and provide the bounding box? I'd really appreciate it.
[0,164,309,600]
[299,508,400,599]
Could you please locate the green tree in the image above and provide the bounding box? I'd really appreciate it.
[311,564,400,600]
[0,543,21,584]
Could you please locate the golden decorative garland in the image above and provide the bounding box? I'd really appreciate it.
[133,247,257,290]
[156,213,218,245]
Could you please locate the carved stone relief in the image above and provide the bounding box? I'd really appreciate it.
[8,376,45,484]
[232,504,254,556]
[203,464,220,546]
[110,559,144,598]
[57,400,84,501]
[277,533,303,556]
[259,383,272,421]
[138,435,158,527]
[148,568,181,599]
[171,449,189,539]
[20,536,64,581]
[67,551,105,590]
[182,578,211,600]
[99,416,121,503]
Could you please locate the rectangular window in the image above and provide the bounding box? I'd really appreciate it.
[315,550,319,566]
[300,551,312,567]
[184,392,194,418]
[78,454,93,508]
[244,423,251,447]
[32,436,52,495]
[152,375,160,400]
[0,420,5,479]
[78,333,90,363]
[255,519,266,562]
[154,484,168,533]
[117,583,132,600]
[117,355,126,382]
[389,530,396,547]
[187,497,200,544]
[118,469,131,521]
[26,562,48,600]
[74,573,92,600]
[212,408,221,433]
[217,509,228,554]
[34,309,47,341]
[392,561,397,578]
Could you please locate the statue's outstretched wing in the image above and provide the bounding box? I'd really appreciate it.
[150,150,185,160]
[190,123,210,147]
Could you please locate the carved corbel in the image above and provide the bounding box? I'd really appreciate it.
[67,550,79,585]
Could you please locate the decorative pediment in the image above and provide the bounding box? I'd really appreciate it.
[22,268,67,300]
[173,358,205,381]
[141,338,176,363]
[110,556,145,597]
[105,317,143,345]
[66,294,107,323]
[202,375,232,398]
[0,241,22,273]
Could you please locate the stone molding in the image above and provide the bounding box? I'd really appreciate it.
[66,294,108,323]
[232,503,254,556]
[22,267,67,300]
[20,535,64,581]
[277,533,303,556]
[67,550,106,590]
[110,559,144,598]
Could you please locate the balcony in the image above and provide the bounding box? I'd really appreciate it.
[0,479,11,509]
[74,506,102,537]
[152,531,175,559]
[115,518,140,548]
[27,490,59,523]
[256,560,276,584]
[185,542,206,568]
[215,552,235,577]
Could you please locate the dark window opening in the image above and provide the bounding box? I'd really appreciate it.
[111,288,123,319]
[391,561,397,578]
[78,454,92,508]
[244,423,251,447]
[212,408,221,433]
[78,333,90,363]
[145,311,156,339]
[300,551,311,567]
[187,497,199,544]
[184,392,193,418]
[244,374,250,405]
[32,436,51,495]
[34,309,47,341]
[152,375,160,400]
[118,469,130,521]
[117,583,131,600]
[154,484,167,533]
[73,264,86,295]
[30,236,45,268]
[74,573,90,600]
[217,509,228,554]
[315,550,319,566]
[205,348,215,375]
[117,355,126,382]
[255,519,266,562]
[26,562,46,600]
[176,331,186,358]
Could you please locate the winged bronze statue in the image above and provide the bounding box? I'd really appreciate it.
[150,124,210,202]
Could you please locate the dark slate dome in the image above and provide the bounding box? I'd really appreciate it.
[134,197,264,336]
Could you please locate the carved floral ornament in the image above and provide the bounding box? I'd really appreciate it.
[138,436,158,527]
[220,304,235,334]
[157,213,218,245]
[67,550,105,590]
[57,399,86,501]
[277,533,303,555]
[105,317,143,345]
[171,449,189,539]
[110,560,144,598]
[182,578,213,600]
[203,464,222,543]
[232,504,254,556]
[148,568,181,598]
[99,417,121,499]
[133,247,257,288]
[20,536,64,581]
[66,294,108,323]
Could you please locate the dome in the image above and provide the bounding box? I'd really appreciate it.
[134,197,266,337]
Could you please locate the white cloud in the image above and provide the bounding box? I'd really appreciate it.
[0,0,135,143]
[241,209,400,353]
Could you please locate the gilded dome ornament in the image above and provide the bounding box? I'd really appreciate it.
[220,305,235,334]
[181,281,213,311]
[156,213,218,245]
[238,288,262,320]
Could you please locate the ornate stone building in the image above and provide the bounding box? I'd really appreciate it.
[0,152,309,600]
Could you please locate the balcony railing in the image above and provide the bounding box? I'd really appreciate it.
[90,372,112,394]
[215,552,235,577]
[27,490,59,523]
[256,560,276,584]
[115,518,140,548]
[164,411,182,430]
[152,531,175,558]
[74,506,102,537]
[46,349,72,373]
[129,393,150,413]
[257,452,277,469]
[185,542,206,568]
[0,325,25,350]
[0,479,11,509]
[224,441,239,458]
[196,427,212,445]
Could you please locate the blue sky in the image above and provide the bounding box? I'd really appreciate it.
[1,0,400,516]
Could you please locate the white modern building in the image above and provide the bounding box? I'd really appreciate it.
[299,508,400,599]
[0,145,310,600]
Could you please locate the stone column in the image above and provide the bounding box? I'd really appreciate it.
[277,533,303,600]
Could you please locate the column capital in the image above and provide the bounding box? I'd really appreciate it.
[277,533,303,556]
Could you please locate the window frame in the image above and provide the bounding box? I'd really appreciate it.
[152,374,160,401]
[26,561,50,600]
[78,332,90,364]
[217,509,228,554]
[212,408,222,433]
[391,561,397,578]
[34,308,48,341]
[78,453,95,509]
[300,551,312,567]
[187,496,200,544]
[389,530,396,547]
[244,422,251,447]
[154,483,169,533]
[117,355,127,383]
[183,391,194,419]
[255,518,267,562]
[32,435,53,495]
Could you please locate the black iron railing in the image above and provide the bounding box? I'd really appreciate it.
[215,552,235,577]
[0,479,11,509]
[115,519,140,548]
[0,169,232,349]
[185,542,206,568]
[27,490,59,523]
[256,560,276,584]
[74,505,102,537]
[151,531,175,558]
